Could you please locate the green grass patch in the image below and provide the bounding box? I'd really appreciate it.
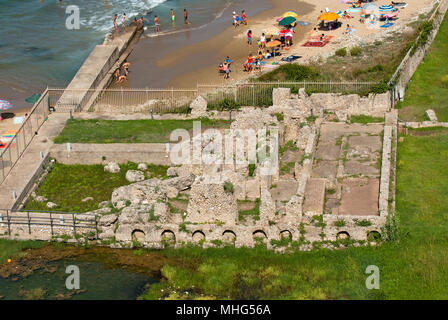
[54,118,231,144]
[0,239,46,264]
[399,13,448,121]
[24,162,168,213]
[350,115,384,124]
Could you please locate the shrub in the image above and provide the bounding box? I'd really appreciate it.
[224,181,234,194]
[248,163,256,177]
[334,219,346,227]
[335,48,347,57]
[368,82,390,94]
[350,46,362,56]
[257,64,319,82]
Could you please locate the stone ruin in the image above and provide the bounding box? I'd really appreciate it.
[86,88,396,251]
[2,88,396,251]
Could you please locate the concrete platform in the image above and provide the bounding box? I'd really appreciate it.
[303,178,326,215]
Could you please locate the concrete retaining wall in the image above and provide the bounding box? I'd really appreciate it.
[50,143,171,165]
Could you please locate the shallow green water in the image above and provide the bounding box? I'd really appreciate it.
[0,259,155,300]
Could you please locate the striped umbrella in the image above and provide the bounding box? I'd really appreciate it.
[0,100,12,111]
[379,5,397,12]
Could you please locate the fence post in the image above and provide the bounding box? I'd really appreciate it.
[50,212,54,236]
[6,210,10,236]
[95,215,99,239]
[121,87,124,108]
[72,213,76,237]
[27,211,31,234]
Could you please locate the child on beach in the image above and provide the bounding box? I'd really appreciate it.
[154,16,160,33]
[260,33,266,48]
[233,12,240,27]
[247,30,253,45]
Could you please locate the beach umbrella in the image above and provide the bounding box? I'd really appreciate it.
[266,40,282,47]
[279,16,296,26]
[0,100,12,111]
[379,5,397,12]
[25,93,41,104]
[318,12,340,21]
[282,11,298,19]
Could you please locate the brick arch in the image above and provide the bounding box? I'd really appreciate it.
[132,229,145,242]
[222,230,237,243]
[161,230,176,245]
[336,231,350,240]
[367,230,381,242]
[280,230,293,240]
[192,230,206,242]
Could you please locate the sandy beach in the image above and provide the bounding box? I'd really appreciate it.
[126,0,437,88]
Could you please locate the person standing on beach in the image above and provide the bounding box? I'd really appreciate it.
[241,10,247,25]
[154,15,161,33]
[247,30,253,45]
[171,9,175,24]
[121,13,127,29]
[184,9,190,24]
[260,33,266,48]
[113,14,118,31]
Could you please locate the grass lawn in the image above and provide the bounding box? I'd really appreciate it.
[398,13,448,122]
[53,119,231,144]
[24,162,168,213]
[0,239,45,264]
[140,129,448,300]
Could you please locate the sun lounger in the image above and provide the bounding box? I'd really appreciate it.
[281,55,302,62]
[381,22,395,28]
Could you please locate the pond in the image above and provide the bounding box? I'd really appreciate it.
[0,246,164,300]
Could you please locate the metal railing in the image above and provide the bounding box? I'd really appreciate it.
[86,81,379,112]
[0,89,50,185]
[0,209,98,238]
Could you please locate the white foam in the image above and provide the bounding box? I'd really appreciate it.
[63,0,167,32]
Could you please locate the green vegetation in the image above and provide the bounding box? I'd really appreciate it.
[54,118,231,144]
[139,130,448,300]
[248,163,256,177]
[350,115,384,124]
[24,162,168,213]
[238,199,261,221]
[335,48,347,57]
[350,47,362,57]
[207,98,241,111]
[257,64,319,82]
[398,14,448,121]
[223,181,234,194]
[0,239,45,264]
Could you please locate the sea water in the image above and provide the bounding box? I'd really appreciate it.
[0,0,241,93]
